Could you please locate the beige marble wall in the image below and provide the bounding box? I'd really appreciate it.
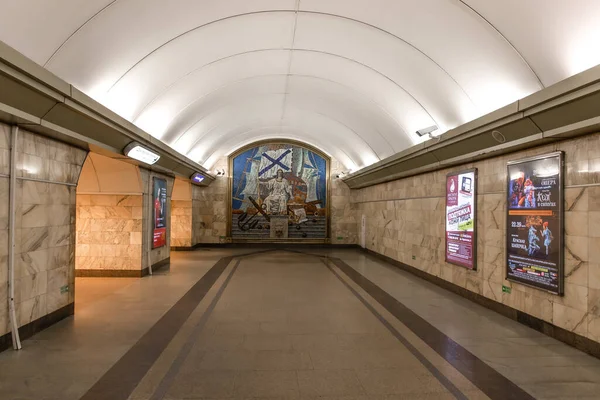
[331,158,358,244]
[0,124,87,337]
[353,131,600,345]
[171,200,192,247]
[75,195,143,271]
[193,157,228,244]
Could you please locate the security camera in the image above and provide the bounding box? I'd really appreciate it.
[416,125,439,137]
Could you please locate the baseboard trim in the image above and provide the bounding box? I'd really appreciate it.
[0,302,74,353]
[76,269,147,278]
[151,257,170,273]
[363,248,600,359]
[191,243,361,249]
[75,258,171,278]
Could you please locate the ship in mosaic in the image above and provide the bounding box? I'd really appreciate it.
[230,142,328,240]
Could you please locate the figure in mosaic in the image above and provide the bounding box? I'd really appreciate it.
[265,169,293,215]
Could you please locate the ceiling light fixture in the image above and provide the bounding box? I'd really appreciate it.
[123,142,160,165]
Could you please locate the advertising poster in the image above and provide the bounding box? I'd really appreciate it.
[446,169,477,269]
[152,178,167,249]
[506,152,563,294]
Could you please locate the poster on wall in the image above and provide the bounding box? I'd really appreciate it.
[445,169,477,269]
[152,177,167,249]
[506,152,564,295]
[230,142,329,240]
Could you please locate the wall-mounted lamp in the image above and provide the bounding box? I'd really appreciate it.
[123,142,160,165]
[214,169,226,176]
[190,172,206,185]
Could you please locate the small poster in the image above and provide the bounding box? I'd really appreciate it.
[445,169,477,269]
[506,152,563,294]
[152,177,167,249]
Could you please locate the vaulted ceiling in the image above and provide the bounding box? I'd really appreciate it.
[1,1,599,171]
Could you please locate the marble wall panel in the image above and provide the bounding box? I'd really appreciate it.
[171,200,192,247]
[192,157,228,244]
[354,131,600,345]
[0,125,88,337]
[75,194,143,272]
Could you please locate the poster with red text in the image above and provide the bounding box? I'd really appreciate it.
[446,169,477,269]
[152,178,167,249]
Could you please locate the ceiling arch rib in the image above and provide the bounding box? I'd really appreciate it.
[2,0,593,92]
[133,50,434,152]
[300,1,543,109]
[102,11,474,132]
[454,0,544,88]
[457,0,600,85]
[0,0,114,64]
[166,84,400,160]
[174,96,382,166]
[178,100,380,168]
[144,73,419,157]
[1,0,597,175]
[44,2,298,94]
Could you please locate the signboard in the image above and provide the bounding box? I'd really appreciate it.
[190,172,205,185]
[152,177,167,249]
[506,152,564,295]
[445,169,477,269]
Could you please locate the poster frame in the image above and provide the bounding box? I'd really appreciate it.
[152,177,168,249]
[505,151,564,295]
[445,168,478,270]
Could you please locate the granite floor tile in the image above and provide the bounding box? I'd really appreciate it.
[4,249,600,400]
[253,349,313,370]
[196,350,257,371]
[166,370,237,398]
[242,334,294,351]
[291,333,340,350]
[234,370,300,398]
[355,368,449,396]
[297,369,366,397]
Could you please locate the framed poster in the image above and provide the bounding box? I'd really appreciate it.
[152,177,167,249]
[506,152,564,295]
[445,169,477,269]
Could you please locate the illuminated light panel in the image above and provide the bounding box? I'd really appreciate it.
[190,172,206,185]
[124,142,160,165]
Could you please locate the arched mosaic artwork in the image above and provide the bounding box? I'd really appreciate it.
[229,142,329,240]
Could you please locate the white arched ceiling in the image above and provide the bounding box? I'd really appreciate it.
[1,1,599,171]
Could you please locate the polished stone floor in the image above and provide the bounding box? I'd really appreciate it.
[0,248,599,400]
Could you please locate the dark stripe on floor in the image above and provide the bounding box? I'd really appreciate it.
[323,259,468,400]
[80,256,234,400]
[150,259,240,400]
[328,256,535,400]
